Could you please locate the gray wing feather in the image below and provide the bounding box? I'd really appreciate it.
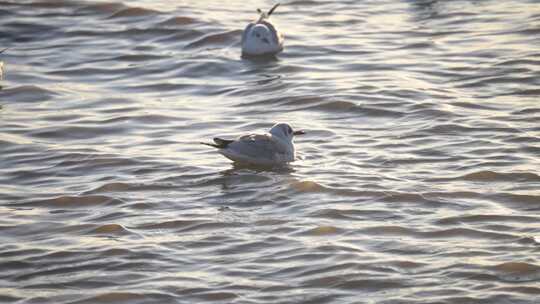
[229,134,284,161]
[260,20,280,45]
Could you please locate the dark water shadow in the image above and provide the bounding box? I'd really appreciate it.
[221,161,296,176]
[240,55,282,75]
[198,162,295,195]
[241,53,280,63]
[202,162,297,209]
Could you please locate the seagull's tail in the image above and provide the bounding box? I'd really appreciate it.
[200,138,233,149]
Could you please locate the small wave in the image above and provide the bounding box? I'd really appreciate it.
[18,195,123,208]
[303,100,404,117]
[78,292,149,303]
[118,83,193,93]
[108,7,160,19]
[23,0,79,9]
[300,225,341,236]
[177,60,234,79]
[0,85,58,103]
[381,192,433,204]
[154,28,204,44]
[420,123,472,135]
[100,248,132,256]
[450,101,500,110]
[185,30,241,49]
[495,58,540,67]
[85,182,131,193]
[306,100,359,112]
[47,67,129,77]
[0,248,44,259]
[361,226,518,240]
[389,260,428,270]
[29,125,127,140]
[455,170,540,182]
[309,208,396,221]
[90,224,130,235]
[423,228,517,240]
[158,16,198,27]
[288,181,386,198]
[15,261,113,281]
[0,295,19,303]
[75,2,125,15]
[494,286,540,295]
[234,94,316,109]
[110,53,169,62]
[436,214,539,225]
[290,180,326,192]
[192,292,238,301]
[302,275,407,291]
[288,0,322,6]
[397,42,434,50]
[503,88,540,96]
[407,108,455,119]
[490,262,540,282]
[492,193,540,211]
[130,113,181,124]
[456,75,538,89]
[49,155,141,172]
[137,219,207,230]
[335,279,407,291]
[0,260,32,271]
[42,250,90,260]
[136,220,248,234]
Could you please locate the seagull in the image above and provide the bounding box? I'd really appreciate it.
[202,123,305,166]
[241,3,284,57]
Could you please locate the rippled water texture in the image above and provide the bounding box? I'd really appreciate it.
[1,0,540,303]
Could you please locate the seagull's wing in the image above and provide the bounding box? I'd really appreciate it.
[224,134,285,163]
[235,134,285,158]
[260,20,282,45]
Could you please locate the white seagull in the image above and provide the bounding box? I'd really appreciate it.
[202,123,305,166]
[241,3,284,57]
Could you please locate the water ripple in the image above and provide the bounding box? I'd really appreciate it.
[1,0,540,303]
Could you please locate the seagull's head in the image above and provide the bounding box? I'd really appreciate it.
[253,24,274,45]
[242,24,281,56]
[270,123,305,142]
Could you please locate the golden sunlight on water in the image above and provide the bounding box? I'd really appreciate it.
[0,0,540,303]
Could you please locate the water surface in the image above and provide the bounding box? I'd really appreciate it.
[1,0,540,303]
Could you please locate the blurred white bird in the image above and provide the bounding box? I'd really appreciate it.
[202,123,305,166]
[241,3,284,57]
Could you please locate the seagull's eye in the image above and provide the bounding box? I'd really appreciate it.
[287,126,293,134]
